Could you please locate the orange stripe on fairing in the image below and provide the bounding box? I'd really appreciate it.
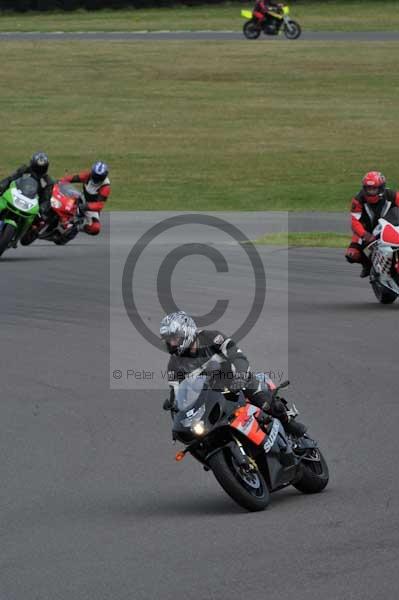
[230,404,266,446]
[247,418,267,445]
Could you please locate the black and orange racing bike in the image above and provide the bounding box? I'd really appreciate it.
[168,374,328,512]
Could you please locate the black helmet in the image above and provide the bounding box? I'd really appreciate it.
[30,151,49,177]
[91,161,109,184]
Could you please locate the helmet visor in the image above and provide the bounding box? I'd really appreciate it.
[161,333,184,351]
[92,173,106,184]
[364,186,379,196]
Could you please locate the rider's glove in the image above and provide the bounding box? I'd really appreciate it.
[229,373,249,393]
[256,410,272,430]
[270,397,289,422]
[363,232,376,244]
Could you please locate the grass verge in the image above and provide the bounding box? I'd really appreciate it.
[0,40,398,210]
[254,232,348,247]
[0,2,398,33]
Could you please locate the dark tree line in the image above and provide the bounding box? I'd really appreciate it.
[0,0,320,12]
[0,0,303,11]
[2,0,245,10]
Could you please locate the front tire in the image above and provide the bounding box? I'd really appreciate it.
[371,280,397,304]
[284,20,301,40]
[293,448,329,494]
[208,448,270,511]
[243,20,261,40]
[0,223,16,257]
[20,228,38,246]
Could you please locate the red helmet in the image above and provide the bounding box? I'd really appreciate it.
[362,171,386,204]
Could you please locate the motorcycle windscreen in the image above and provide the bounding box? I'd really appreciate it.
[230,404,266,445]
[58,183,81,200]
[174,375,207,411]
[381,223,399,247]
[15,176,39,199]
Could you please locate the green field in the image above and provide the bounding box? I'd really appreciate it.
[0,40,397,211]
[254,232,348,247]
[0,2,398,32]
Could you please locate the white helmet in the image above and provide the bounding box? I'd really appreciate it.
[160,311,198,355]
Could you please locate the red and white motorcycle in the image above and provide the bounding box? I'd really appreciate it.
[364,210,399,304]
[21,182,84,247]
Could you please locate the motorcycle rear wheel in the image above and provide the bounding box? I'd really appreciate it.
[283,20,301,40]
[293,448,329,494]
[243,20,261,40]
[0,223,16,257]
[209,448,270,511]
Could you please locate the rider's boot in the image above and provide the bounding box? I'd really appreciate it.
[360,256,371,278]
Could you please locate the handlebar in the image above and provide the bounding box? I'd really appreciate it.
[274,380,290,396]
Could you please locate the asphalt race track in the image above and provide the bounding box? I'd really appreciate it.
[0,31,399,41]
[1,212,398,600]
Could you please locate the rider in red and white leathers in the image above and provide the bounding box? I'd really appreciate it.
[60,161,110,236]
[345,171,399,277]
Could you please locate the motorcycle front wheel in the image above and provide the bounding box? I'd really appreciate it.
[283,20,301,40]
[0,223,16,256]
[371,279,397,304]
[209,447,270,511]
[243,20,261,40]
[20,228,38,246]
[293,448,329,494]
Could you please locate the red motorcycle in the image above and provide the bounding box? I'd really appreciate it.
[21,182,84,246]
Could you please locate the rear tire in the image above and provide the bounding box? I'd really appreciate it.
[284,20,301,40]
[209,448,270,511]
[0,223,16,257]
[293,448,329,494]
[371,280,397,304]
[243,20,261,40]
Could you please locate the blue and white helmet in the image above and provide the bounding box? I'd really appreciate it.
[91,161,109,184]
[160,311,198,355]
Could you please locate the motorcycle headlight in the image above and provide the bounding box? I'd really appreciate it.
[181,404,206,428]
[12,194,38,212]
[51,198,63,209]
[192,421,206,436]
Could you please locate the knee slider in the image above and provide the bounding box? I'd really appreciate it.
[84,221,101,236]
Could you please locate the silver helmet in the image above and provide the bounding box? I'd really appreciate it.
[160,311,198,355]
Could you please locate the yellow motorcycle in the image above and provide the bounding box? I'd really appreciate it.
[241,4,301,40]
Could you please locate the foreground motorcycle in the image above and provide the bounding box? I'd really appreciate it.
[364,207,399,304]
[21,182,83,247]
[0,176,40,257]
[170,375,329,512]
[241,4,301,40]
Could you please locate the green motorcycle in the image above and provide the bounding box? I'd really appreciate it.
[0,176,40,257]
